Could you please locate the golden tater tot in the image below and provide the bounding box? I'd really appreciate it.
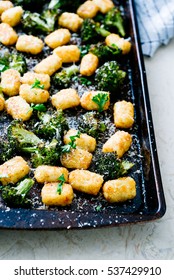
[105,34,131,55]
[5,96,33,121]
[80,53,99,76]
[45,28,71,49]
[21,72,51,90]
[61,148,92,169]
[58,12,83,32]
[53,45,80,63]
[0,23,18,45]
[77,1,99,19]
[1,6,23,27]
[103,177,136,203]
[1,69,21,96]
[34,55,62,76]
[19,84,50,104]
[114,100,134,128]
[34,166,69,184]
[16,35,44,55]
[51,89,80,110]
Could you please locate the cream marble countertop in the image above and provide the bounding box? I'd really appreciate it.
[0,39,174,260]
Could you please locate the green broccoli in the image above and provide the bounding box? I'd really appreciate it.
[9,54,27,75]
[95,61,126,92]
[90,152,134,181]
[81,18,110,43]
[35,110,68,140]
[89,42,121,62]
[22,139,61,167]
[77,112,106,138]
[22,9,58,33]
[104,8,125,37]
[0,53,27,75]
[7,120,42,151]
[53,65,79,88]
[0,140,16,164]
[0,178,34,208]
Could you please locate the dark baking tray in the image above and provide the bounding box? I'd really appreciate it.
[0,0,166,229]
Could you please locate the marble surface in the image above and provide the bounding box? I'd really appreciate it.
[0,39,174,260]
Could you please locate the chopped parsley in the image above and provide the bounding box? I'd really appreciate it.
[92,92,109,112]
[57,174,66,195]
[61,131,81,153]
[31,103,47,112]
[31,79,45,89]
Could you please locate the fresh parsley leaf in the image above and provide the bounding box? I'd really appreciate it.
[61,131,81,153]
[31,79,45,89]
[92,92,109,112]
[57,174,66,195]
[31,103,47,112]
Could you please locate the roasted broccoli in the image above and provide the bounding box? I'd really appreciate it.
[78,112,106,138]
[89,42,121,62]
[22,9,58,33]
[8,54,27,75]
[104,8,125,37]
[0,178,34,208]
[48,0,85,12]
[0,140,15,164]
[53,65,79,88]
[81,19,110,43]
[34,110,68,140]
[22,139,61,167]
[95,61,126,92]
[90,152,134,181]
[0,53,27,75]
[7,120,42,151]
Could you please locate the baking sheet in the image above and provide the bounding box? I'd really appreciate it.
[0,0,166,229]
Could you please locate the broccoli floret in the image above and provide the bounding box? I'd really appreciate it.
[0,57,9,73]
[7,120,42,151]
[90,42,121,62]
[0,178,34,208]
[53,65,79,88]
[48,0,85,12]
[35,110,68,140]
[78,112,106,138]
[81,19,110,43]
[8,54,27,75]
[22,9,58,33]
[104,8,125,37]
[0,140,16,164]
[79,44,91,58]
[0,53,27,75]
[90,152,134,181]
[95,61,126,92]
[23,139,61,167]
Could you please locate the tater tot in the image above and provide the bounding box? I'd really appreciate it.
[93,0,114,13]
[52,89,80,110]
[0,1,13,15]
[58,12,83,32]
[61,148,92,169]
[19,84,50,104]
[0,23,18,45]
[105,34,131,55]
[1,6,23,27]
[5,96,33,121]
[16,35,44,55]
[34,166,69,184]
[64,129,96,152]
[45,28,71,49]
[41,183,74,206]
[0,94,5,111]
[77,1,99,19]
[80,53,99,76]
[21,72,51,90]
[80,91,110,111]
[69,170,103,195]
[102,130,132,158]
[0,156,30,186]
[1,69,21,96]
[103,177,136,203]
[114,101,134,128]
[34,55,62,76]
[53,45,80,63]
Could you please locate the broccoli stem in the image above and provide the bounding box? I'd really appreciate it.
[16,179,34,197]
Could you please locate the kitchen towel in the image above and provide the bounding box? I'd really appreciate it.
[134,0,174,56]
